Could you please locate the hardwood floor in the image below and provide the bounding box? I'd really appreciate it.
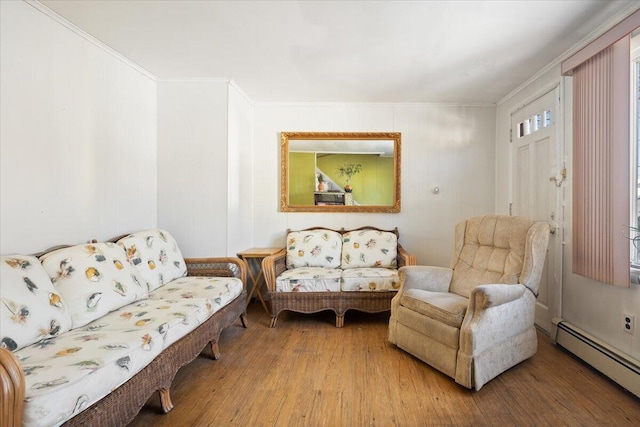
[128,303,640,426]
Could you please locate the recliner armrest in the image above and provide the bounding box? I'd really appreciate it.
[398,265,453,293]
[471,284,526,309]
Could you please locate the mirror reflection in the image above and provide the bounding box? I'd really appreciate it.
[280,132,401,212]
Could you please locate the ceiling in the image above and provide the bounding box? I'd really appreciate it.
[40,0,637,104]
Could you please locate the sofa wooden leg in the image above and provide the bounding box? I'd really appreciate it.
[240,312,249,328]
[269,316,278,328]
[159,388,174,413]
[210,341,221,360]
[336,315,344,328]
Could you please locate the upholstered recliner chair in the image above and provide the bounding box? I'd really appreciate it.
[388,215,550,390]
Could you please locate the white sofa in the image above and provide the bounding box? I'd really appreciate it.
[0,229,248,427]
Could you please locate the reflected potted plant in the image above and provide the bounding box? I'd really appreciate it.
[337,163,362,192]
[317,173,326,192]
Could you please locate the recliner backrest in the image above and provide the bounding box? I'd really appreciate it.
[449,215,547,298]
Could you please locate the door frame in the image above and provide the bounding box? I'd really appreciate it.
[508,81,565,336]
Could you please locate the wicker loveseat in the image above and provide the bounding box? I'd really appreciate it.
[263,226,416,328]
[0,229,248,427]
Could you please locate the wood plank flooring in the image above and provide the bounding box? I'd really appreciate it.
[128,303,640,426]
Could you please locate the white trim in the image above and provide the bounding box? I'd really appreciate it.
[25,0,156,81]
[252,101,496,108]
[155,77,233,84]
[229,79,254,105]
[498,2,640,106]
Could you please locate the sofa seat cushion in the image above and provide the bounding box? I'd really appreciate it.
[1,255,73,352]
[149,276,243,314]
[340,267,400,291]
[275,267,342,292]
[40,243,149,329]
[18,297,214,427]
[341,229,398,269]
[400,288,469,328]
[285,229,343,269]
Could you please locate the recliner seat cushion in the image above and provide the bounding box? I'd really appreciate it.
[400,288,468,328]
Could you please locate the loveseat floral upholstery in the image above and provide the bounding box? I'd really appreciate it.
[0,229,246,427]
[264,226,416,327]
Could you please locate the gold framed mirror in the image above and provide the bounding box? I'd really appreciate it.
[280,131,401,213]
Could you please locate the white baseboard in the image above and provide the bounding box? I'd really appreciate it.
[552,318,640,398]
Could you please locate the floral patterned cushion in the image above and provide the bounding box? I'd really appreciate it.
[40,243,149,329]
[18,297,210,427]
[275,267,342,292]
[341,230,398,269]
[117,229,187,292]
[149,276,244,314]
[340,267,401,291]
[1,255,73,352]
[286,229,343,269]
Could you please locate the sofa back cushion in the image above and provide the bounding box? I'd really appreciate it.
[40,242,149,328]
[450,215,534,298]
[117,229,187,292]
[341,229,398,269]
[0,255,73,352]
[286,229,342,269]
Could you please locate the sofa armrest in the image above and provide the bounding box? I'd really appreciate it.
[397,245,417,267]
[262,249,287,292]
[0,347,25,427]
[184,257,248,291]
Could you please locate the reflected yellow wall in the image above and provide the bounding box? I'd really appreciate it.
[317,154,393,205]
[289,152,315,204]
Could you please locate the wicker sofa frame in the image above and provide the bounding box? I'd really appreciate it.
[262,226,417,328]
[0,256,248,427]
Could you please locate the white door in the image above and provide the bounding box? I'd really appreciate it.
[510,87,562,333]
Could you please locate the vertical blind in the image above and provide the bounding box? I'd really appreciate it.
[569,38,630,287]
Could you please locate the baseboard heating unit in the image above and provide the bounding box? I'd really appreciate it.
[553,318,640,398]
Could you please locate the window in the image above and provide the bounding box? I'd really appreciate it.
[516,110,551,138]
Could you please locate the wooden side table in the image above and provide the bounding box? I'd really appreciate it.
[237,247,281,314]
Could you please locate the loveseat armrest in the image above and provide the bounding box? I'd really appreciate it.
[397,245,417,267]
[0,347,25,427]
[262,249,287,292]
[184,257,248,291]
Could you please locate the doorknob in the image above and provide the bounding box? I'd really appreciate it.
[549,167,567,188]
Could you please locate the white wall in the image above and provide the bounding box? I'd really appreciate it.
[227,83,254,255]
[496,65,640,362]
[252,103,497,266]
[0,1,157,254]
[157,80,230,257]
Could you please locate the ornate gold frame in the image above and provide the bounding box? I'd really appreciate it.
[280,131,401,213]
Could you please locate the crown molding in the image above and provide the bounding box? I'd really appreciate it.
[25,0,157,81]
[252,101,495,108]
[498,2,640,106]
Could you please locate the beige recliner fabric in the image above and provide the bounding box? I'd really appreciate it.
[388,215,550,390]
